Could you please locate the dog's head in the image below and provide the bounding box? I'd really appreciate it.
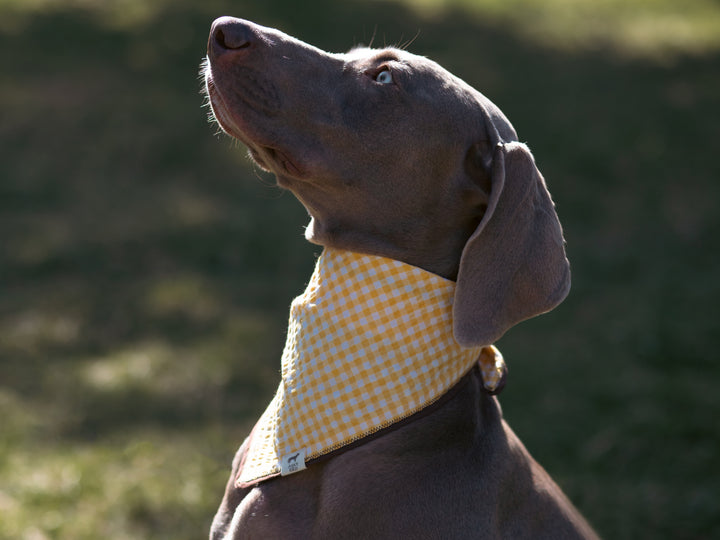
[203,17,570,347]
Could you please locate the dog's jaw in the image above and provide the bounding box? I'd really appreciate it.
[203,62,308,179]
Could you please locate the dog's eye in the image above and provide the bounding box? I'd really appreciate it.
[375,69,393,84]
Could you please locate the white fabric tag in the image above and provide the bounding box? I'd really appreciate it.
[280,449,306,476]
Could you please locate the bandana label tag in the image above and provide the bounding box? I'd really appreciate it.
[280,449,307,476]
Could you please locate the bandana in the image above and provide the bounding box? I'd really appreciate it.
[237,248,506,486]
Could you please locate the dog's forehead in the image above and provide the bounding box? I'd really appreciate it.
[336,45,517,143]
[342,46,446,75]
[342,46,487,102]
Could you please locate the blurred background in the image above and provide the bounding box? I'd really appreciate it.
[1,0,718,538]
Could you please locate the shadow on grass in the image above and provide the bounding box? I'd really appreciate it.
[1,0,719,538]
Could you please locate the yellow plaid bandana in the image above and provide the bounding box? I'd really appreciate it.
[237,248,506,486]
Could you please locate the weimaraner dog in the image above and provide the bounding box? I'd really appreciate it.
[203,16,599,539]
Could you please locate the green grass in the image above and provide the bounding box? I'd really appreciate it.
[395,0,720,58]
[4,0,720,57]
[1,0,719,538]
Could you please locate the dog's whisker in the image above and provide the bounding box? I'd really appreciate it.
[369,24,378,49]
[398,29,421,51]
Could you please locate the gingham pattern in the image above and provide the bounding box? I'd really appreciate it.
[237,248,501,486]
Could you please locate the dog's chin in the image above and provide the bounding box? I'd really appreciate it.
[246,147,271,171]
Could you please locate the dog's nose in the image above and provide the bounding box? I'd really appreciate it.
[210,16,253,53]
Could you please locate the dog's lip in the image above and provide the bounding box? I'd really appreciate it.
[248,145,304,177]
[262,146,304,177]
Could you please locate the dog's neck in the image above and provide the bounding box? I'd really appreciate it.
[235,248,505,486]
[302,212,479,281]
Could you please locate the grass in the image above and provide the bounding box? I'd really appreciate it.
[395,0,720,58]
[3,0,720,58]
[1,0,719,538]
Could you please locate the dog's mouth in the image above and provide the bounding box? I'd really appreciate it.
[247,145,304,177]
[203,64,305,178]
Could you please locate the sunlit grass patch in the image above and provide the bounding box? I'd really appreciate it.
[0,430,233,540]
[2,0,719,58]
[2,310,81,353]
[384,0,720,59]
[78,309,277,398]
[1,324,267,538]
[81,342,175,392]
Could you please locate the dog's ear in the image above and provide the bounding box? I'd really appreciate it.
[453,141,570,347]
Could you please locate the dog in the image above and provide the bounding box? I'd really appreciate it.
[202,16,599,539]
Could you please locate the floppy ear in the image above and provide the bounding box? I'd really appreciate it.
[453,141,571,347]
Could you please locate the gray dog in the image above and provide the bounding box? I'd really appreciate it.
[203,16,598,540]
